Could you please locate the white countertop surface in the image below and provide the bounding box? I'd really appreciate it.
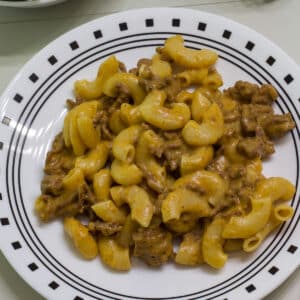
[0,0,299,299]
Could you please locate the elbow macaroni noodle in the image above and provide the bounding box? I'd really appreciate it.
[35,35,296,271]
[182,103,224,146]
[108,109,127,134]
[110,185,154,227]
[74,142,110,178]
[120,103,143,125]
[162,188,212,222]
[160,35,218,69]
[203,217,228,269]
[92,200,127,224]
[177,69,209,87]
[93,169,112,202]
[63,101,101,155]
[102,72,146,105]
[222,197,273,239]
[98,236,131,271]
[175,229,203,265]
[139,89,191,130]
[74,55,119,100]
[112,124,143,164]
[173,170,227,208]
[136,130,167,193]
[110,159,143,186]
[180,146,214,175]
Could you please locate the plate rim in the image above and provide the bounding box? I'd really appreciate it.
[0,0,66,8]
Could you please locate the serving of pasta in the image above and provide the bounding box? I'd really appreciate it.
[35,35,296,271]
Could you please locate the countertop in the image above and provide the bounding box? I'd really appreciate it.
[0,0,299,299]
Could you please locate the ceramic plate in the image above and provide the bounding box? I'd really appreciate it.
[0,7,299,300]
[0,0,66,8]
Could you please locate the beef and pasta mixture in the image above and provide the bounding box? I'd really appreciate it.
[35,35,296,270]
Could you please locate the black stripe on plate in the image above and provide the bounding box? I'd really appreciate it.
[48,56,58,65]
[28,262,39,271]
[93,30,103,39]
[198,22,207,31]
[49,281,59,290]
[29,73,39,83]
[145,19,154,27]
[245,41,255,51]
[284,74,294,84]
[13,93,23,103]
[266,56,276,66]
[245,284,256,293]
[172,18,180,27]
[1,116,11,126]
[287,245,298,253]
[0,218,9,226]
[119,22,128,31]
[12,241,22,250]
[70,41,79,50]
[268,266,279,275]
[222,30,231,39]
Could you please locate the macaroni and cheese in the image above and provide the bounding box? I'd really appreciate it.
[35,35,296,271]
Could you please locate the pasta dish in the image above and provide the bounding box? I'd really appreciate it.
[35,35,296,270]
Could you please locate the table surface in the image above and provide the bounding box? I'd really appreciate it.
[0,0,299,299]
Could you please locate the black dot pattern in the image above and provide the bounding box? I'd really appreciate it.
[198,22,207,31]
[222,30,232,39]
[70,41,79,50]
[245,41,255,51]
[172,18,180,27]
[49,281,59,290]
[0,193,2,200]
[268,266,279,275]
[245,284,256,293]
[93,30,103,39]
[119,22,128,31]
[2,116,11,126]
[29,73,39,83]
[266,56,276,66]
[284,74,294,84]
[28,263,38,271]
[0,142,3,150]
[0,218,9,226]
[13,93,23,103]
[74,297,84,300]
[12,241,22,250]
[145,18,154,27]
[48,56,58,65]
[287,245,298,253]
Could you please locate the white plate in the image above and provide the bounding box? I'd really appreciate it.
[0,7,299,300]
[0,0,66,8]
